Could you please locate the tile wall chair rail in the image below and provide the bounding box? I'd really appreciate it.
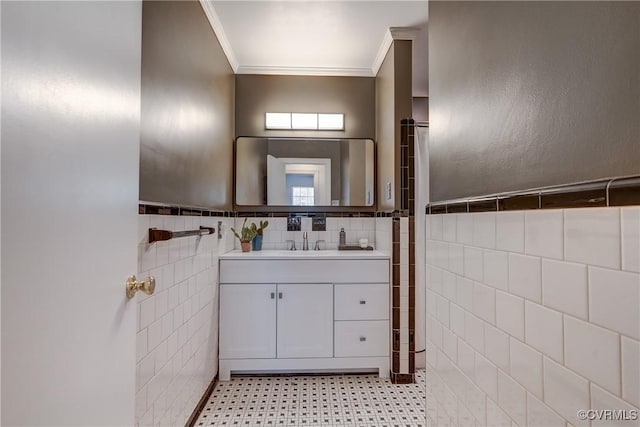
[426,175,640,214]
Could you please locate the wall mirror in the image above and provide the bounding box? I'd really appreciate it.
[235,137,375,207]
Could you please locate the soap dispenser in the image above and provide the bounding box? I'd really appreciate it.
[339,228,346,247]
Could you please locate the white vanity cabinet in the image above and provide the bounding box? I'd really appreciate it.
[219,252,390,381]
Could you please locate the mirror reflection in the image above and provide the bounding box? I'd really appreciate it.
[236,138,375,207]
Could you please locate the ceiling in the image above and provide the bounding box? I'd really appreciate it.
[201,1,428,97]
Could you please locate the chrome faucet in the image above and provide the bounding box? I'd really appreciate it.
[314,240,325,251]
[286,239,297,251]
[302,232,309,251]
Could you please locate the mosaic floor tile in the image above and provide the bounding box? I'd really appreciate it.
[196,369,429,427]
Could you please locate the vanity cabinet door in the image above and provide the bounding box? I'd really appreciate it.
[277,284,333,358]
[220,284,277,359]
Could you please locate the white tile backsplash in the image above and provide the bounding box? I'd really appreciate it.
[621,207,640,273]
[542,259,588,320]
[508,253,542,303]
[524,301,564,362]
[543,357,590,426]
[496,211,525,253]
[426,207,639,427]
[589,267,640,340]
[135,214,233,427]
[525,210,564,259]
[495,290,525,341]
[509,337,543,399]
[621,337,640,407]
[564,316,621,396]
[565,208,621,269]
[590,383,640,427]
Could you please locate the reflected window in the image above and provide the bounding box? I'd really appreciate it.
[291,186,315,206]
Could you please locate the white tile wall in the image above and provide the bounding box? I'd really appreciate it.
[425,208,640,426]
[234,216,378,251]
[135,214,235,427]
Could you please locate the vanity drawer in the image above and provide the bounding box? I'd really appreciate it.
[334,320,388,357]
[334,285,389,320]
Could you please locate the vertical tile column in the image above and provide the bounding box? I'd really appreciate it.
[391,118,416,384]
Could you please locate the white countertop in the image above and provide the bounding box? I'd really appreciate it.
[220,249,390,260]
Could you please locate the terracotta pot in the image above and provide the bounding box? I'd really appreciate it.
[240,241,252,252]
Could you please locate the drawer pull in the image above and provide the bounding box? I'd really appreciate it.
[278,292,283,299]
[359,336,367,342]
[270,292,275,299]
[359,300,366,305]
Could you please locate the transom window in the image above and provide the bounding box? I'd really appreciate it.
[291,186,315,206]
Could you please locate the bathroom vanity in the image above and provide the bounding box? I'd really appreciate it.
[218,250,390,380]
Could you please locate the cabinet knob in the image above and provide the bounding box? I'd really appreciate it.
[278,292,283,299]
[359,300,366,305]
[270,292,275,299]
[359,336,366,342]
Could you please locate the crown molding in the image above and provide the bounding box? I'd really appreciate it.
[370,29,393,77]
[199,0,239,72]
[389,26,419,41]
[370,26,420,76]
[236,65,374,77]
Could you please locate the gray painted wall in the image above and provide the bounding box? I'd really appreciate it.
[375,40,413,211]
[139,1,234,209]
[235,75,375,139]
[429,1,640,202]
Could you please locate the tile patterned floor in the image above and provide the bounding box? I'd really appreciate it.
[196,369,428,427]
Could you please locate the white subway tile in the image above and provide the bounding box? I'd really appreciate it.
[542,259,588,320]
[442,270,457,300]
[464,246,484,282]
[137,353,155,391]
[509,338,543,399]
[496,211,525,253]
[135,385,148,424]
[525,301,563,362]
[564,316,621,396]
[465,313,485,353]
[137,329,148,363]
[621,207,640,273]
[456,276,474,312]
[621,337,640,407]
[590,383,640,427]
[473,282,496,324]
[429,265,444,294]
[565,208,621,269]
[443,327,458,361]
[543,357,590,426]
[140,298,156,330]
[457,400,476,427]
[525,210,564,260]
[457,214,474,245]
[431,215,444,240]
[449,243,464,275]
[432,318,444,349]
[473,212,496,248]
[450,303,466,337]
[475,353,498,401]
[437,295,451,328]
[457,339,476,381]
[496,291,525,341]
[527,393,565,427]
[444,214,457,242]
[589,267,640,340]
[508,253,542,303]
[484,323,510,373]
[483,249,509,291]
[498,370,527,426]
[486,397,512,427]
[147,319,162,351]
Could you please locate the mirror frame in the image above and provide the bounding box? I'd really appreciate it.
[233,136,377,213]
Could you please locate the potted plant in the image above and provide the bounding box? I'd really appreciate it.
[250,220,269,251]
[230,218,257,252]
